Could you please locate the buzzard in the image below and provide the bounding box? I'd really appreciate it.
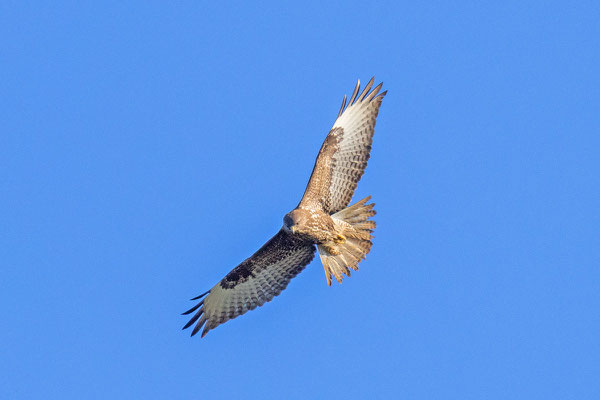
[182,78,386,337]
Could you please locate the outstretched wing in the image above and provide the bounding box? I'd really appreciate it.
[182,230,315,338]
[298,78,386,214]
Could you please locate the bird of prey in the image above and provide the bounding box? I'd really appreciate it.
[182,78,386,337]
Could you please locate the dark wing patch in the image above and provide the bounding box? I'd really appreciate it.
[182,229,316,337]
[221,263,255,288]
[299,78,386,214]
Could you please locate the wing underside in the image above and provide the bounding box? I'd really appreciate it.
[182,230,315,337]
[299,78,386,214]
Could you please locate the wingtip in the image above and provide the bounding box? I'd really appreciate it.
[191,320,204,337]
[338,94,347,118]
[181,301,202,315]
[182,319,195,330]
[348,79,361,105]
[358,78,375,102]
[190,290,210,301]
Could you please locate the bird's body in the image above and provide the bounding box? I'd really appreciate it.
[182,78,386,337]
[283,208,335,243]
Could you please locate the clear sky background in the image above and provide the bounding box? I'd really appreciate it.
[1,2,599,399]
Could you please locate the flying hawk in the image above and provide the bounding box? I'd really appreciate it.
[182,78,386,337]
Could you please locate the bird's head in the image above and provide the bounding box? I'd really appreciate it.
[283,209,308,235]
[283,213,297,234]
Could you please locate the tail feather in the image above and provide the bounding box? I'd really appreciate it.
[317,196,376,286]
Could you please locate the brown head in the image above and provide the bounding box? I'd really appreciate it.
[282,209,312,236]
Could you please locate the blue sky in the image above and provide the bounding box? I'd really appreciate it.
[1,1,599,399]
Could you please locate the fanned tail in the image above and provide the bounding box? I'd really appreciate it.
[317,196,376,286]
